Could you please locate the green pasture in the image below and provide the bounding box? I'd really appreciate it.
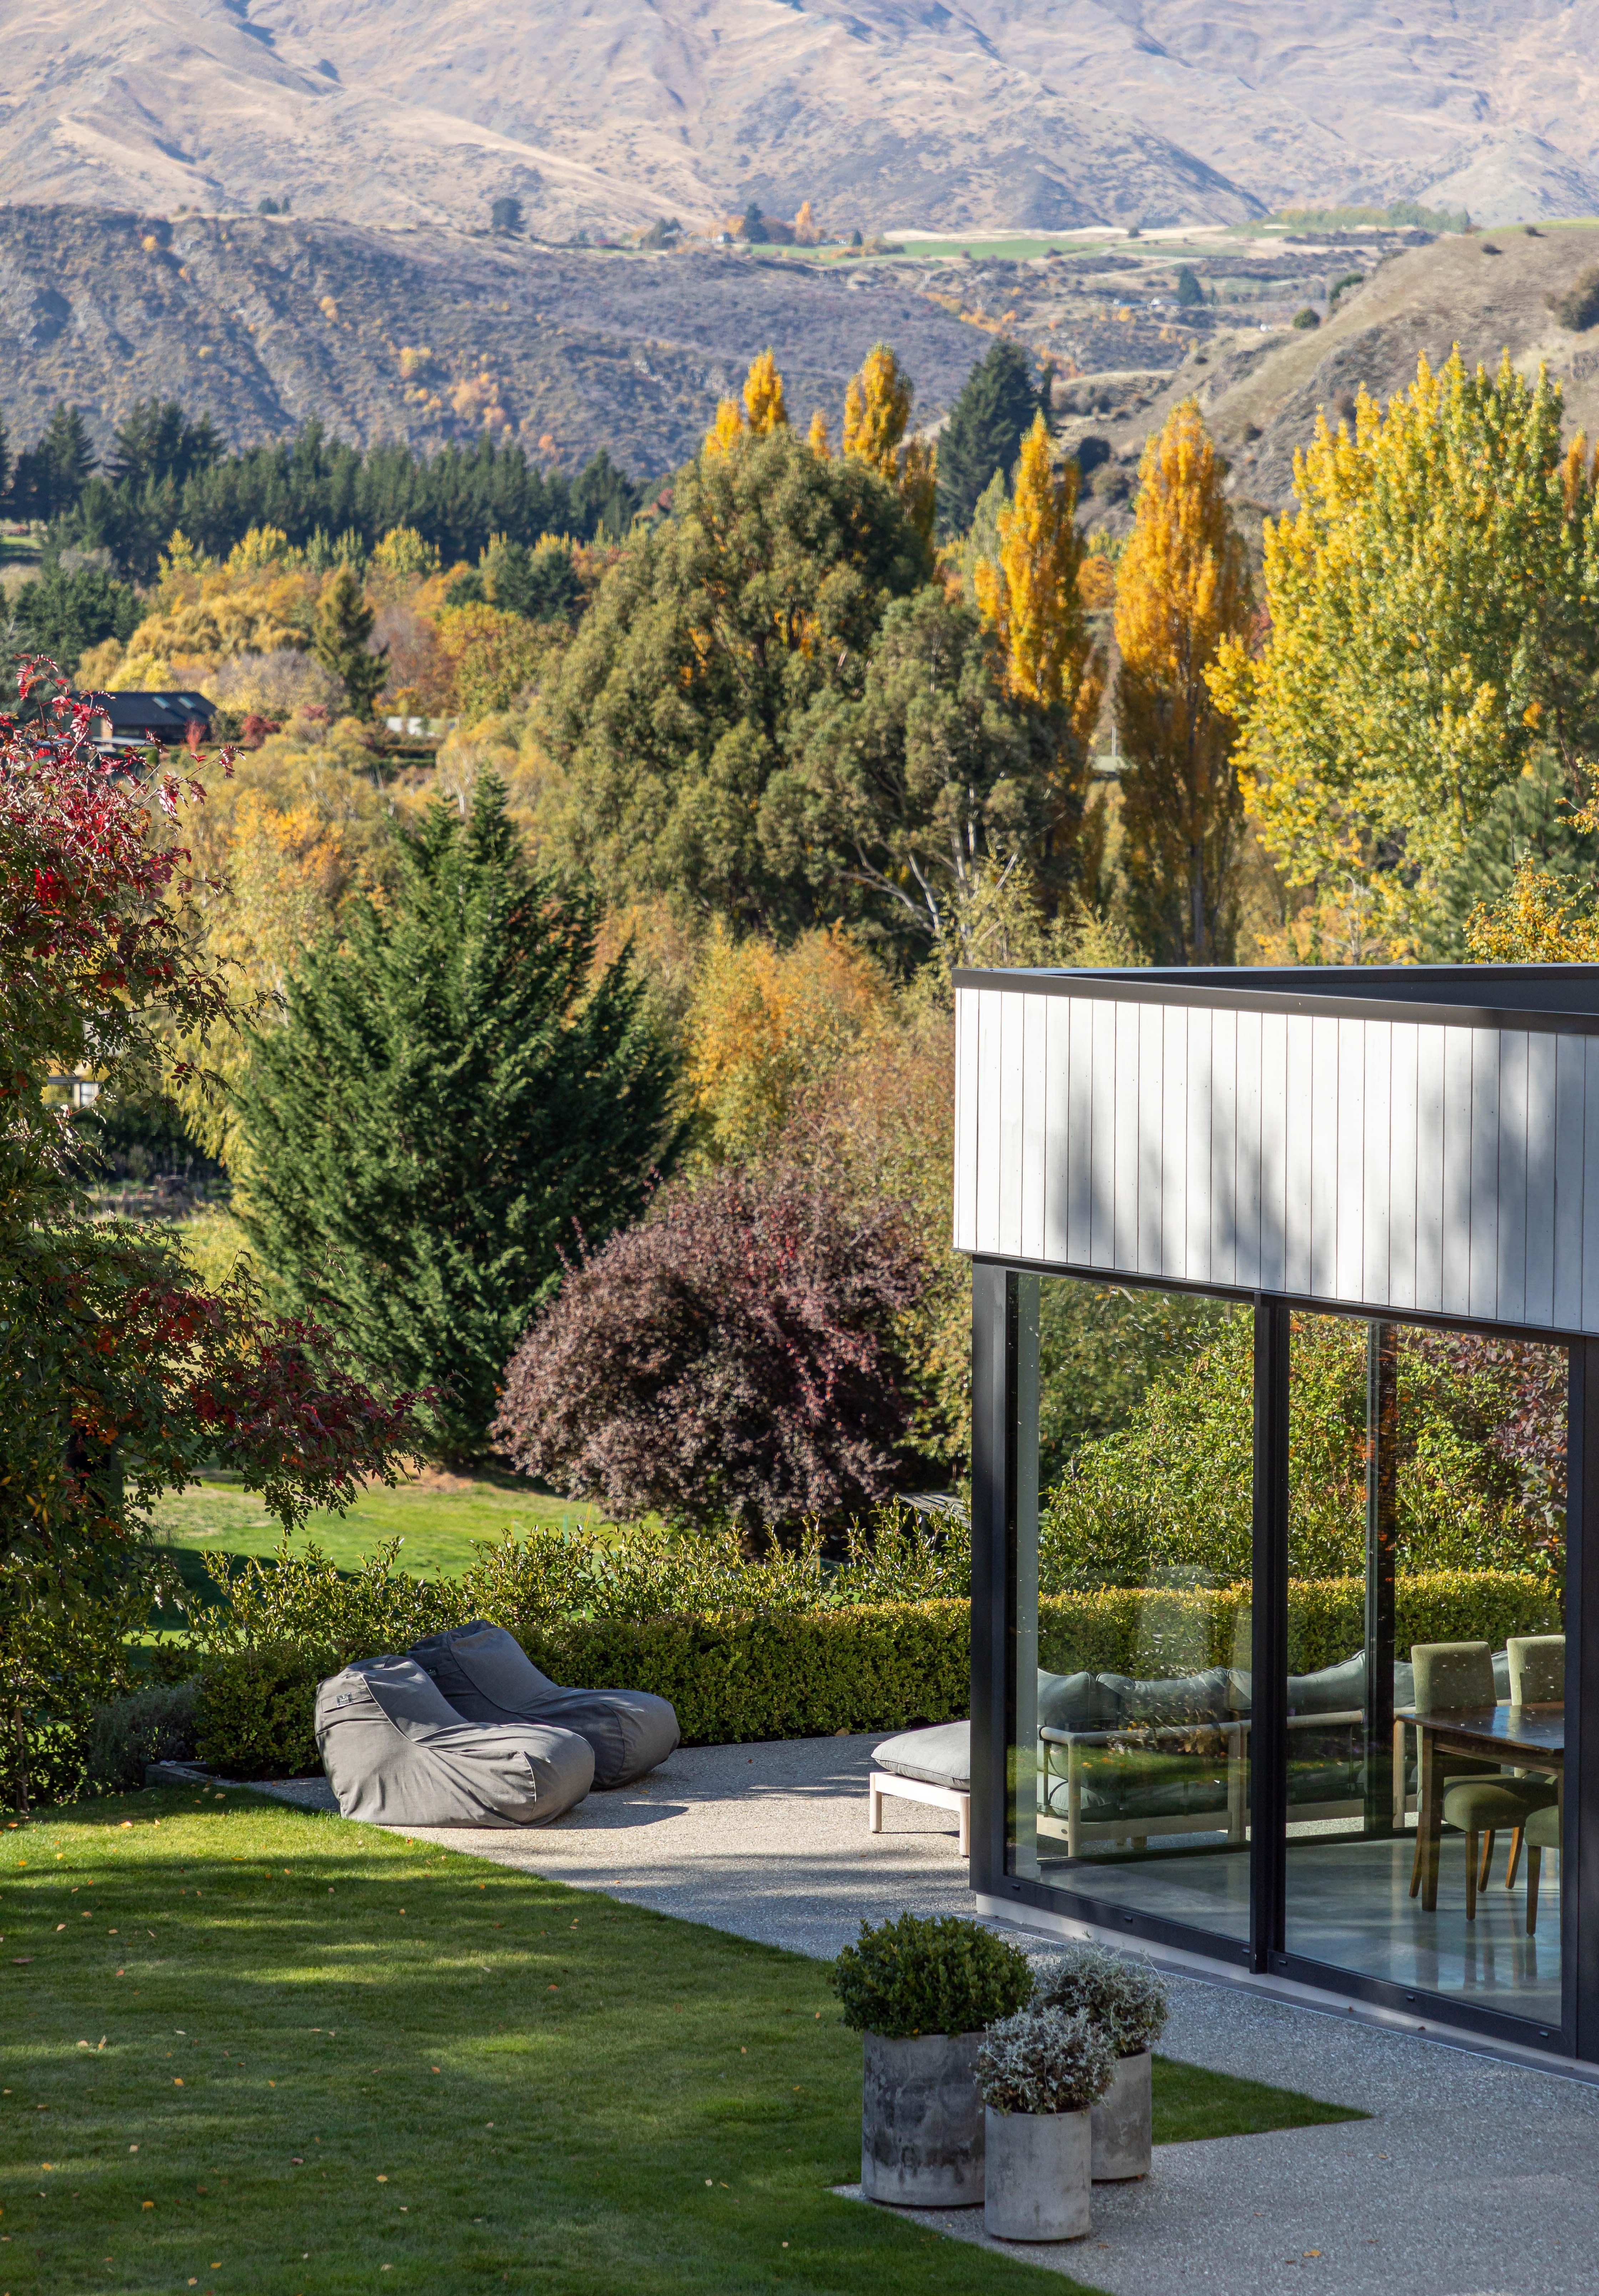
[0,1790,1365,2295]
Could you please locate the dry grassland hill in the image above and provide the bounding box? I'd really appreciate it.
[10,1,1599,239]
[0,205,993,473]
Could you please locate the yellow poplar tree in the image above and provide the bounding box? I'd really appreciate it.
[1209,347,1599,949]
[843,341,936,550]
[1115,399,1253,963]
[705,397,745,456]
[743,347,788,435]
[974,411,1104,748]
[807,408,832,459]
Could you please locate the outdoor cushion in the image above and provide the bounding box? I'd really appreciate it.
[1232,1657,1416,1713]
[873,1719,970,1791]
[1036,1670,1121,1733]
[315,1655,595,1828]
[1095,1668,1233,1725]
[408,1619,680,1787]
[1286,1653,1367,1715]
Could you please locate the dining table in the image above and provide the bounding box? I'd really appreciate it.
[1397,1701,1564,1912]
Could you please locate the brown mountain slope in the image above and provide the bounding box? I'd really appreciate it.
[16,1,1599,239]
[0,206,993,471]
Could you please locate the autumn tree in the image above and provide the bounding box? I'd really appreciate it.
[1210,348,1599,952]
[971,414,1104,877]
[1114,399,1252,963]
[543,424,926,934]
[843,342,935,553]
[705,347,789,455]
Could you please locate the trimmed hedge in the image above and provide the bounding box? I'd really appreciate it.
[1036,1571,1562,1680]
[196,1599,972,1778]
[192,1568,1560,1780]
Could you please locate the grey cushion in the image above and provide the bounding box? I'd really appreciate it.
[874,1719,970,1791]
[315,1655,595,1827]
[1287,1654,1367,1715]
[1036,1670,1121,1733]
[1096,1668,1234,1724]
[409,1620,680,1788]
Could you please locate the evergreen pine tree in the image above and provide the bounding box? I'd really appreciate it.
[740,199,768,243]
[937,341,1043,534]
[36,403,97,520]
[234,773,683,1460]
[312,563,388,716]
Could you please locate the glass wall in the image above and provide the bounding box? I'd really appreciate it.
[1008,1273,1257,1947]
[1282,1316,1569,2028]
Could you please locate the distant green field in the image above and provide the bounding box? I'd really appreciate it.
[148,1473,610,1586]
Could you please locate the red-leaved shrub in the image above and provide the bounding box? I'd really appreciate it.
[492,1163,926,1534]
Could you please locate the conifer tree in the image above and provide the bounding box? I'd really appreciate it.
[1115,399,1252,964]
[234,773,682,1460]
[312,564,388,716]
[937,340,1043,533]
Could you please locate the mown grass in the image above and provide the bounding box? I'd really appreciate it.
[147,1475,611,1588]
[1,1792,1365,2295]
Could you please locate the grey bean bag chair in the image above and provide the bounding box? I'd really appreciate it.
[315,1655,594,1827]
[408,1619,680,1788]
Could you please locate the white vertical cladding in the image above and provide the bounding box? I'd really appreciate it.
[1161,1006,1189,1280]
[1210,1008,1238,1285]
[1553,1035,1586,1331]
[1415,1025,1447,1315]
[1234,1010,1263,1288]
[1387,1023,1419,1313]
[1066,995,1095,1264]
[1361,1021,1391,1309]
[1136,1001,1164,1275]
[1441,1028,1474,1316]
[1089,998,1116,1266]
[1042,995,1071,1264]
[1019,993,1049,1264]
[1524,1031,1558,1328]
[1284,1014,1313,1295]
[954,980,1599,1334]
[1186,1004,1214,1286]
[1496,1031,1530,1327]
[953,986,979,1252]
[1335,1018,1365,1303]
[1258,1012,1288,1293]
[1112,1001,1141,1270]
[1468,1030,1502,1321]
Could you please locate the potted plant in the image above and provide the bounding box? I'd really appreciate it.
[977,2006,1116,2242]
[1031,1942,1169,2180]
[832,1912,1033,2206]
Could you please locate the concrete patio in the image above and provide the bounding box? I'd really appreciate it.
[250,1733,1599,2296]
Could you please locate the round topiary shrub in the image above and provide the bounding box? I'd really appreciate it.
[831,1913,1034,2039]
[1030,1941,1170,2058]
[977,2006,1116,2115]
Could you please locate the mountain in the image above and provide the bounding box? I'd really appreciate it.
[0,204,995,474]
[9,2,1599,241]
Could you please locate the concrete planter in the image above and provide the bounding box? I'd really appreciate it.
[983,2104,1093,2242]
[1091,2049,1152,2180]
[861,2030,984,2206]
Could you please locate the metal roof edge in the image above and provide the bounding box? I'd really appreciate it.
[948,966,1599,1038]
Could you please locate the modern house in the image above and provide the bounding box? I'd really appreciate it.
[73,691,216,752]
[957,962,1597,2067]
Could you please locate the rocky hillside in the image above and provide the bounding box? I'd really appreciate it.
[0,206,993,474]
[10,1,1599,240]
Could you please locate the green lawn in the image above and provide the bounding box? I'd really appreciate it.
[1,1792,1365,2296]
[148,1475,610,1585]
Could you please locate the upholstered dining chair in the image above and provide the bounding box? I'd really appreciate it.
[1507,1635,1565,1705]
[1409,1641,1555,1918]
[1523,1800,1562,1935]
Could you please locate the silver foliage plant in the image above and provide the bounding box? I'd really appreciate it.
[1030,1942,1170,2058]
[977,2006,1116,2116]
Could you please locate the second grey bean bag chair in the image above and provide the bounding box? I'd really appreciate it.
[315,1655,594,1827]
[409,1619,680,1788]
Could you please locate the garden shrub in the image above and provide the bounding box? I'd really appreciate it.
[86,1679,200,1791]
[1030,1943,1168,2057]
[832,1913,1034,2038]
[977,2008,1115,2114]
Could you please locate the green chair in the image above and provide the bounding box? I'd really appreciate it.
[1524,1801,1562,1936]
[1507,1635,1565,1704]
[1409,1642,1553,1916]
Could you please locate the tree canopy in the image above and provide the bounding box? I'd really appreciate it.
[937,340,1046,535]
